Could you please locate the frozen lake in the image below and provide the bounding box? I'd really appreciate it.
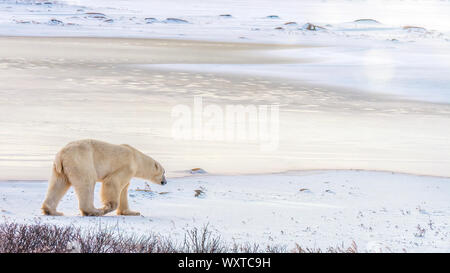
[1,0,449,103]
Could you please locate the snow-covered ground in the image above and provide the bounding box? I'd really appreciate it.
[1,170,449,252]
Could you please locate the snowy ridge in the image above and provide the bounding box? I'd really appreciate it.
[0,0,449,44]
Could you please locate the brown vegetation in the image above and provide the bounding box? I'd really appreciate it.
[0,222,358,253]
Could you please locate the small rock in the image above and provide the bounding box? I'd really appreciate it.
[190,168,207,174]
[302,23,326,31]
[266,15,280,19]
[403,25,427,33]
[85,12,107,19]
[163,18,189,24]
[354,19,380,24]
[145,17,158,24]
[194,189,205,198]
[48,19,63,25]
[14,20,31,24]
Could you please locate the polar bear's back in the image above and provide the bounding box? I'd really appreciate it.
[57,139,136,180]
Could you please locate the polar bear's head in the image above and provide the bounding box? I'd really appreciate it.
[151,161,167,185]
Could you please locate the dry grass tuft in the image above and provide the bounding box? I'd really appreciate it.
[135,182,153,192]
[292,241,358,253]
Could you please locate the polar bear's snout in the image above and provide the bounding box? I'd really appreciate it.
[161,175,167,185]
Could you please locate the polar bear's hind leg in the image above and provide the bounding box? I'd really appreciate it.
[42,171,70,216]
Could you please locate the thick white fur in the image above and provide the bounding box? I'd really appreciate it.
[42,139,166,216]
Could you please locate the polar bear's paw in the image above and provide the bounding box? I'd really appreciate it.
[117,210,141,216]
[42,204,64,216]
[80,209,104,216]
[43,210,64,216]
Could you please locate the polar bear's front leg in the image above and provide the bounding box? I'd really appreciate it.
[73,181,103,216]
[117,183,140,216]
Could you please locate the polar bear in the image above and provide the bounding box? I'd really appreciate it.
[42,139,167,216]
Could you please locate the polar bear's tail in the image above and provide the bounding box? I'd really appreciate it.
[54,151,63,174]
